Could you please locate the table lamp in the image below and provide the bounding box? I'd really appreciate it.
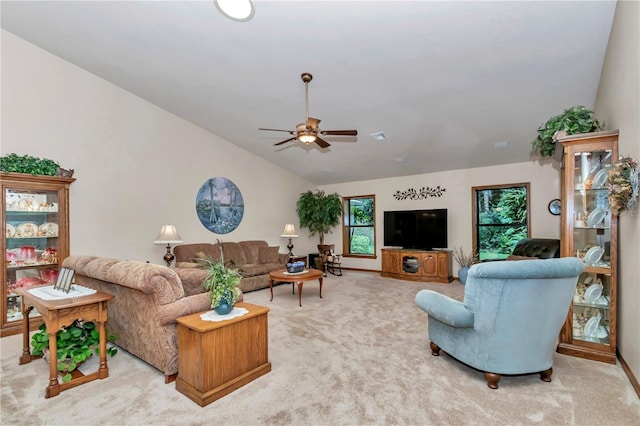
[153,224,184,266]
[280,224,299,256]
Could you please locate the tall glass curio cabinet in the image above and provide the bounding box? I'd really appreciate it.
[556,130,618,364]
[1,173,75,337]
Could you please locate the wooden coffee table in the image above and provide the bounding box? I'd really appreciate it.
[269,268,323,307]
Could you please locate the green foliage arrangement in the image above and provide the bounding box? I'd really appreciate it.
[531,106,604,158]
[31,320,117,383]
[203,262,242,308]
[0,153,60,176]
[296,190,343,244]
[201,259,242,309]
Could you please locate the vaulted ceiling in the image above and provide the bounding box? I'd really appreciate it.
[1,1,617,184]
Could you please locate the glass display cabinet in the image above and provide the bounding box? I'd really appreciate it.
[556,130,618,364]
[1,173,74,337]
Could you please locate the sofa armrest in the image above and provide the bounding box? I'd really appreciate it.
[415,290,474,328]
[157,292,211,326]
[278,253,289,265]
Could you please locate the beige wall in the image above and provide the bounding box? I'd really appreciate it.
[594,0,640,384]
[321,160,561,271]
[1,30,319,262]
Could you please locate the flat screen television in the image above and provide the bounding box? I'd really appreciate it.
[384,209,448,250]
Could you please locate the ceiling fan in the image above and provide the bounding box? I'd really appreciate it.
[259,73,358,149]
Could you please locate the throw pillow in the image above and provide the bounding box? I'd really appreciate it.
[193,251,211,266]
[258,246,279,264]
[506,254,535,261]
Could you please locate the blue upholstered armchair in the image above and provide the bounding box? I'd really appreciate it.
[415,258,584,389]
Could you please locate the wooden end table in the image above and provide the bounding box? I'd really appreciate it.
[16,285,114,398]
[176,302,271,407]
[269,268,323,307]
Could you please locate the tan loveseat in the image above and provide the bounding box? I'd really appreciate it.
[62,255,214,383]
[172,240,288,292]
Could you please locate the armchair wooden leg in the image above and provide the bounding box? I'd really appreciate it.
[540,367,553,383]
[484,372,501,389]
[429,341,441,356]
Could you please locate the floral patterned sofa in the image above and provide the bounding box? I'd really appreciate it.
[62,255,214,383]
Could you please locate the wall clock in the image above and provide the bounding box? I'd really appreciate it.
[196,177,244,234]
[548,199,561,216]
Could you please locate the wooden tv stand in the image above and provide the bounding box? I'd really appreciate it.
[381,248,452,284]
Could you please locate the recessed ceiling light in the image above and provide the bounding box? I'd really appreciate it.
[393,157,406,164]
[370,132,388,141]
[215,0,255,22]
[493,140,509,149]
[323,168,333,173]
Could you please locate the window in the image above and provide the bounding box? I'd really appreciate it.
[342,195,376,257]
[472,183,530,261]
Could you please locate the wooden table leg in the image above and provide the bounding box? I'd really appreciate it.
[19,305,34,365]
[297,281,303,307]
[269,278,274,302]
[319,277,323,299]
[45,329,60,398]
[98,317,109,379]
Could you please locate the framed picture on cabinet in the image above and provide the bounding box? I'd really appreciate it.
[54,267,75,293]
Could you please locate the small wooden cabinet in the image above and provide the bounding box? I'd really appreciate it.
[381,249,452,283]
[556,130,618,364]
[176,302,271,406]
[1,173,75,337]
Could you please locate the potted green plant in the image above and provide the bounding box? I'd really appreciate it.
[0,153,74,177]
[201,246,242,315]
[296,190,343,245]
[202,262,242,315]
[452,246,479,285]
[30,319,117,383]
[531,106,604,159]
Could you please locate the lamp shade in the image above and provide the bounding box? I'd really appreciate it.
[280,224,299,238]
[153,224,184,244]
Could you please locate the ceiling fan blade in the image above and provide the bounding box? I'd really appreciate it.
[274,137,297,146]
[314,136,331,149]
[320,130,358,136]
[306,117,321,130]
[259,128,295,134]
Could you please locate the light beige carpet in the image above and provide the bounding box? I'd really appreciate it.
[1,271,639,425]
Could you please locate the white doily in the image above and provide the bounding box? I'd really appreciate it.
[200,307,248,322]
[28,285,97,300]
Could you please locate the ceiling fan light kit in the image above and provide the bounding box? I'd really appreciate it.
[215,0,254,22]
[259,73,358,149]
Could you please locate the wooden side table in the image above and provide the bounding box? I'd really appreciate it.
[16,286,114,398]
[176,302,271,407]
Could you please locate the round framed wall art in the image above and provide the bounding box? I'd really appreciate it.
[196,177,244,234]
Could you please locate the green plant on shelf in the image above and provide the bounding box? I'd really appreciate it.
[0,153,60,176]
[531,106,604,158]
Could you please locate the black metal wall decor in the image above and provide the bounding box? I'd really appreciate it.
[393,186,446,200]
